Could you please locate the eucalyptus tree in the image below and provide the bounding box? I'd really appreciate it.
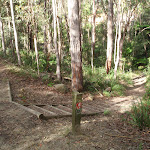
[114,0,121,79]
[91,0,96,70]
[68,0,83,92]
[44,0,47,54]
[62,0,70,44]
[47,0,53,54]
[6,1,14,55]
[56,0,63,61]
[10,0,21,65]
[52,0,61,81]
[106,0,113,74]
[31,0,40,75]
[0,12,5,55]
[116,0,140,69]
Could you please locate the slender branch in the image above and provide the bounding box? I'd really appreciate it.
[139,26,150,34]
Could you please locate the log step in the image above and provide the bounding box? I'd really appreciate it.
[19,104,101,119]
[44,105,71,115]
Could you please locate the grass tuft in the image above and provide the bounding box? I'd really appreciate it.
[130,100,150,130]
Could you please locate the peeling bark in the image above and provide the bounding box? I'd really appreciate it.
[68,0,83,92]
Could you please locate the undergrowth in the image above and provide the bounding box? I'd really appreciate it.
[7,64,39,79]
[83,66,132,96]
[130,58,150,130]
[130,99,150,130]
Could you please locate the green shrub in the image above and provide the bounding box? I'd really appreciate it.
[103,91,111,97]
[42,74,49,82]
[83,66,129,95]
[144,58,150,100]
[48,82,54,87]
[130,58,150,130]
[103,109,111,116]
[118,70,133,85]
[130,100,150,130]
[111,84,125,96]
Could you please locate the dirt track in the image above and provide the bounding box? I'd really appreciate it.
[0,57,149,150]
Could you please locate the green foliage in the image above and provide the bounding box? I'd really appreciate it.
[103,91,111,97]
[143,58,150,100]
[130,60,150,130]
[111,84,125,96]
[42,74,49,82]
[19,50,57,73]
[6,62,38,79]
[83,66,106,92]
[61,55,71,76]
[20,50,33,66]
[47,82,54,87]
[122,5,150,71]
[118,70,133,85]
[83,66,130,96]
[103,109,111,116]
[138,142,143,150]
[130,100,150,130]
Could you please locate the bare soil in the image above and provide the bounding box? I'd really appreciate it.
[0,57,150,150]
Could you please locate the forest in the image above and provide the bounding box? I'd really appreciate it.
[0,0,150,149]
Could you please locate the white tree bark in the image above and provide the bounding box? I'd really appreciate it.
[106,0,113,74]
[57,16,62,60]
[10,0,21,65]
[31,0,40,75]
[34,35,39,75]
[44,0,47,54]
[0,13,5,55]
[52,0,61,80]
[114,0,121,79]
[91,0,96,70]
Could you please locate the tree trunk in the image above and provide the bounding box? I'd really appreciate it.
[47,0,53,54]
[0,13,6,55]
[62,0,70,44]
[44,0,47,54]
[57,16,62,60]
[68,0,83,92]
[27,22,33,52]
[119,3,139,70]
[56,1,62,60]
[52,0,61,81]
[8,20,14,56]
[106,0,113,74]
[91,0,96,70]
[47,23,53,54]
[23,26,28,52]
[31,1,40,75]
[34,35,40,75]
[64,14,70,44]
[10,0,21,65]
[114,22,121,79]
[6,4,15,57]
[114,0,121,79]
